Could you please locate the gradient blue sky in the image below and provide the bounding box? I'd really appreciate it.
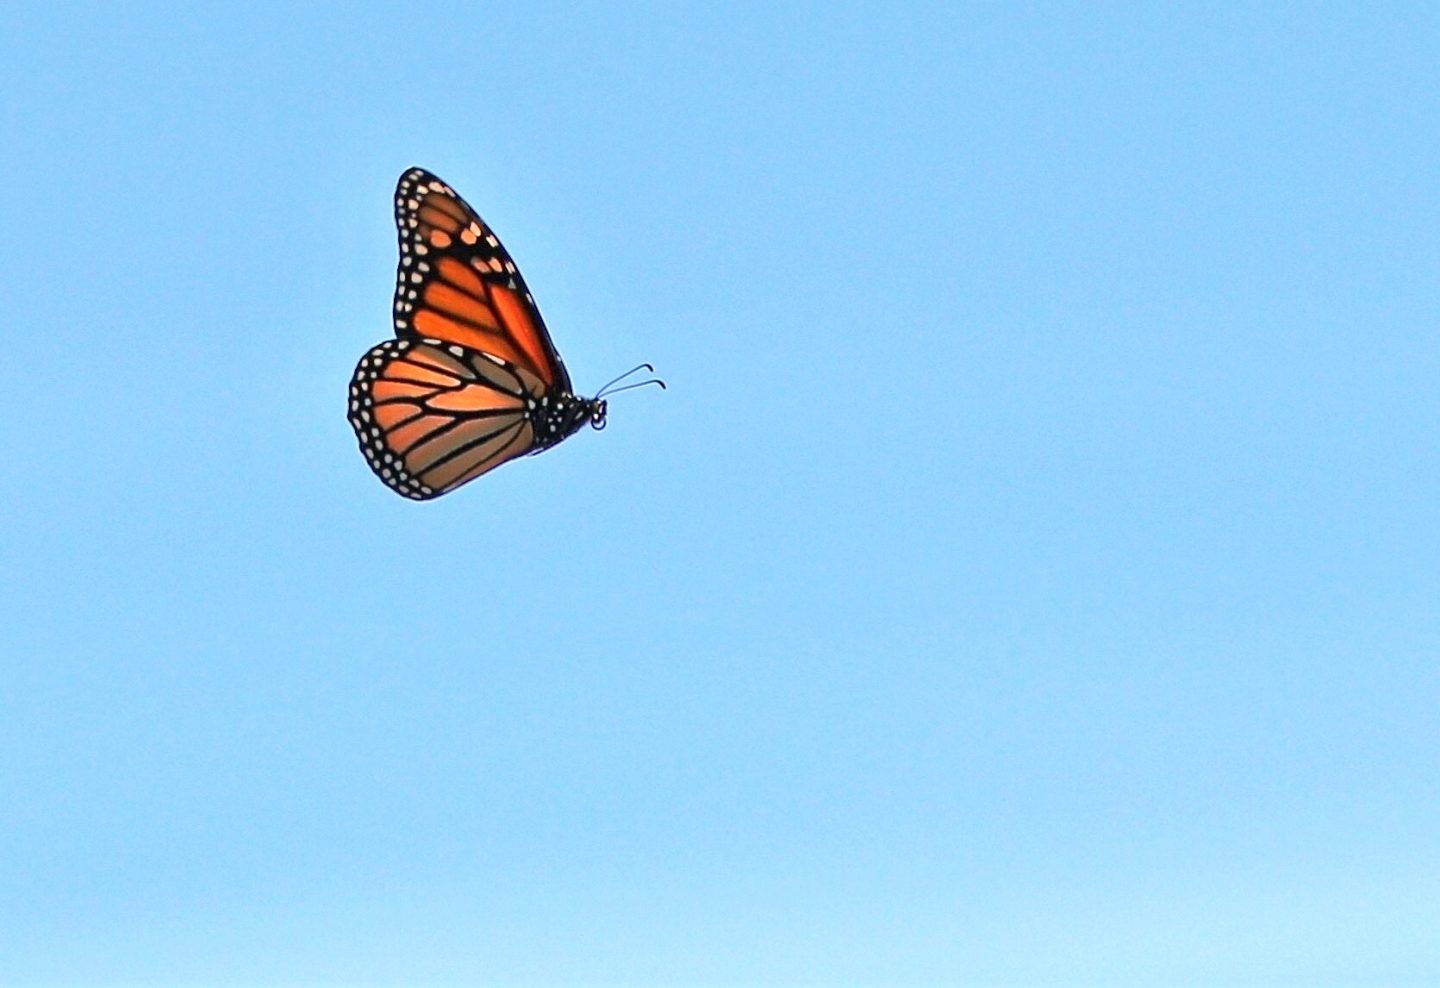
[3,3,1438,985]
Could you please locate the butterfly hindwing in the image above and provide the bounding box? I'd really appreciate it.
[347,337,546,499]
[392,168,571,392]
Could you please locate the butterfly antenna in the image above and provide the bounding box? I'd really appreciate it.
[596,363,656,398]
[597,377,666,397]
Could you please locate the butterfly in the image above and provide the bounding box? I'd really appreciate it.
[347,167,661,500]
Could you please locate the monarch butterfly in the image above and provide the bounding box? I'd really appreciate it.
[347,167,661,500]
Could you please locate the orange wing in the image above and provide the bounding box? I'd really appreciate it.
[391,168,571,392]
[348,337,547,499]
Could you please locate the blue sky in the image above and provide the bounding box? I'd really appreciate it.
[3,3,1438,984]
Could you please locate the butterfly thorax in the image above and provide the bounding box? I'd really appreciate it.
[529,391,606,452]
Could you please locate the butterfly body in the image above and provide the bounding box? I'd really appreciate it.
[347,168,617,500]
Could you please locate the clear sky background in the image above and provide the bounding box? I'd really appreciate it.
[3,3,1438,985]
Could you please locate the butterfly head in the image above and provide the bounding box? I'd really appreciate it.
[590,399,609,431]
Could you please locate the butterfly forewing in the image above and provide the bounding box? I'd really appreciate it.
[392,168,571,392]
